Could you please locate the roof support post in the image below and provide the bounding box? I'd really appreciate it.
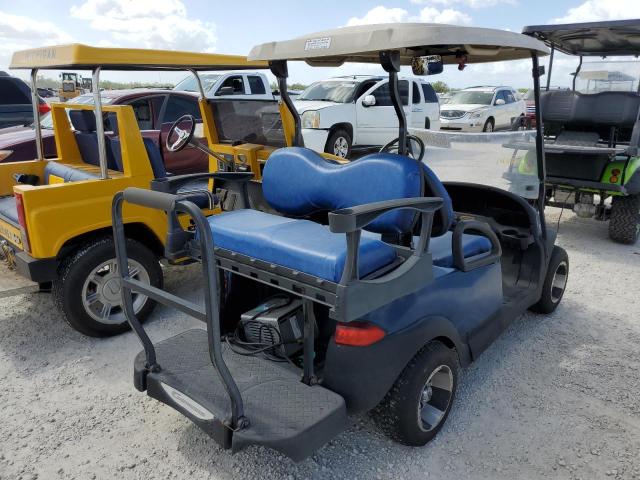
[546,47,554,90]
[189,68,206,100]
[92,67,109,179]
[379,51,407,156]
[29,68,44,161]
[269,60,304,147]
[531,51,547,245]
[572,56,583,91]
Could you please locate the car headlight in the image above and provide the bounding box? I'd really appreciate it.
[0,150,13,162]
[301,110,320,129]
[469,111,484,119]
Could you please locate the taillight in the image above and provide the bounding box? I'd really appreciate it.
[335,322,386,347]
[14,192,31,252]
[38,103,50,115]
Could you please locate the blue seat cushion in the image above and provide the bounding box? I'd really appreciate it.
[0,195,18,227]
[427,231,493,269]
[208,209,398,282]
[43,162,100,183]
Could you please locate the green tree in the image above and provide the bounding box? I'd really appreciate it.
[431,81,450,93]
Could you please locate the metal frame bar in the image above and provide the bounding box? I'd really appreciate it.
[29,68,44,161]
[92,67,109,179]
[531,52,548,245]
[572,55,583,91]
[546,47,554,90]
[269,60,304,147]
[379,51,407,155]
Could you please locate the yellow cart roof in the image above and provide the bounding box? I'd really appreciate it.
[10,43,268,70]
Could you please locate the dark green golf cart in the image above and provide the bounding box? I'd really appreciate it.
[523,20,640,244]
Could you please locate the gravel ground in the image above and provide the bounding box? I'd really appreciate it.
[1,207,639,480]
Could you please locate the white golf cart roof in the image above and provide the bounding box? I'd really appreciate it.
[248,23,549,65]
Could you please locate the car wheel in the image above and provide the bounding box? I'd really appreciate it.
[52,237,162,337]
[325,128,352,158]
[530,246,569,314]
[608,194,640,244]
[482,118,494,133]
[372,341,458,446]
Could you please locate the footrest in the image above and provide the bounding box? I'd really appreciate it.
[134,329,347,461]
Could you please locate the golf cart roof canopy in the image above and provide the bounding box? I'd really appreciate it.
[523,19,640,56]
[248,23,549,66]
[10,44,268,70]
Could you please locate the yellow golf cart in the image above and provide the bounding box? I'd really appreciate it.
[0,43,297,336]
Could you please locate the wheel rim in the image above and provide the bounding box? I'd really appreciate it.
[333,137,349,158]
[418,364,454,432]
[485,122,493,132]
[81,259,150,325]
[550,260,568,304]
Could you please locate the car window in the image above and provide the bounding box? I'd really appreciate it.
[128,98,154,130]
[421,83,439,103]
[354,80,378,99]
[217,75,246,95]
[0,79,31,105]
[162,95,202,124]
[247,76,266,95]
[371,80,409,106]
[494,90,508,104]
[506,91,517,103]
[412,82,421,104]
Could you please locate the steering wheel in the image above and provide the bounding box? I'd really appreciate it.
[166,114,196,152]
[380,134,425,162]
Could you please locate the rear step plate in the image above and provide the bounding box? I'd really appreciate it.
[0,258,39,299]
[134,329,348,462]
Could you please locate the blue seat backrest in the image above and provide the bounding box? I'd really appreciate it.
[421,163,454,236]
[69,110,120,171]
[262,147,424,234]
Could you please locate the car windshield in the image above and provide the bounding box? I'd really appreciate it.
[575,60,640,93]
[39,94,94,129]
[298,80,358,103]
[447,91,494,105]
[173,74,221,94]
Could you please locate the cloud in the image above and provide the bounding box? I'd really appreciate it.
[552,0,638,23]
[346,6,411,26]
[70,0,217,52]
[0,11,73,72]
[411,0,516,8]
[346,5,471,26]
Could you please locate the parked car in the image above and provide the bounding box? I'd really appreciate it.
[173,71,274,100]
[0,71,50,129]
[295,75,440,158]
[36,87,55,98]
[439,86,525,132]
[0,89,209,174]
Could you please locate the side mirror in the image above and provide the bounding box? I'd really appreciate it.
[216,86,234,96]
[362,95,376,107]
[495,99,506,106]
[411,55,444,76]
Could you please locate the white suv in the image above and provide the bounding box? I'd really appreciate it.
[439,86,525,132]
[295,75,440,158]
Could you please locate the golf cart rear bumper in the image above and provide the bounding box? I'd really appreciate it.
[547,176,627,194]
[0,241,57,283]
[300,128,329,153]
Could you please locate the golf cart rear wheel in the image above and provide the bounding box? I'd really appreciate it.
[608,194,640,244]
[530,246,569,314]
[52,237,162,337]
[373,341,458,446]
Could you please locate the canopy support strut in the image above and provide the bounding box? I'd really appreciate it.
[92,67,109,180]
[29,69,44,161]
[380,51,407,156]
[546,47,554,90]
[270,60,304,147]
[531,52,548,246]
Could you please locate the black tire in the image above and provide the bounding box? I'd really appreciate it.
[372,341,459,446]
[482,118,494,133]
[52,237,162,337]
[608,194,640,244]
[325,128,352,159]
[530,246,569,314]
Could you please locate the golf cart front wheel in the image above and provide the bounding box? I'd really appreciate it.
[530,246,569,314]
[608,194,640,244]
[372,341,458,446]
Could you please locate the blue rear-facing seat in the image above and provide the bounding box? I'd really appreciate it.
[207,147,489,282]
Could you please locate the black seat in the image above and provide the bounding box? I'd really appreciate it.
[69,110,121,170]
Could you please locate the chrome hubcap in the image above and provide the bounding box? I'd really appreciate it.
[82,259,150,325]
[551,260,568,304]
[333,137,349,158]
[418,365,453,432]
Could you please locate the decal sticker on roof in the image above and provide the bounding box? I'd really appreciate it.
[304,37,332,51]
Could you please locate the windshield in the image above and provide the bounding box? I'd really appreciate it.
[298,80,358,103]
[447,90,494,105]
[410,129,540,200]
[39,94,94,129]
[575,60,640,93]
[173,74,221,94]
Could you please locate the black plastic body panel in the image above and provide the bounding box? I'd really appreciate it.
[14,252,58,283]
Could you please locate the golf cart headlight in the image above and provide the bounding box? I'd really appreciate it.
[0,150,13,162]
[301,110,320,129]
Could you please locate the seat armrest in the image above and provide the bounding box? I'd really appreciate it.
[151,172,254,194]
[452,220,502,272]
[328,197,443,234]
